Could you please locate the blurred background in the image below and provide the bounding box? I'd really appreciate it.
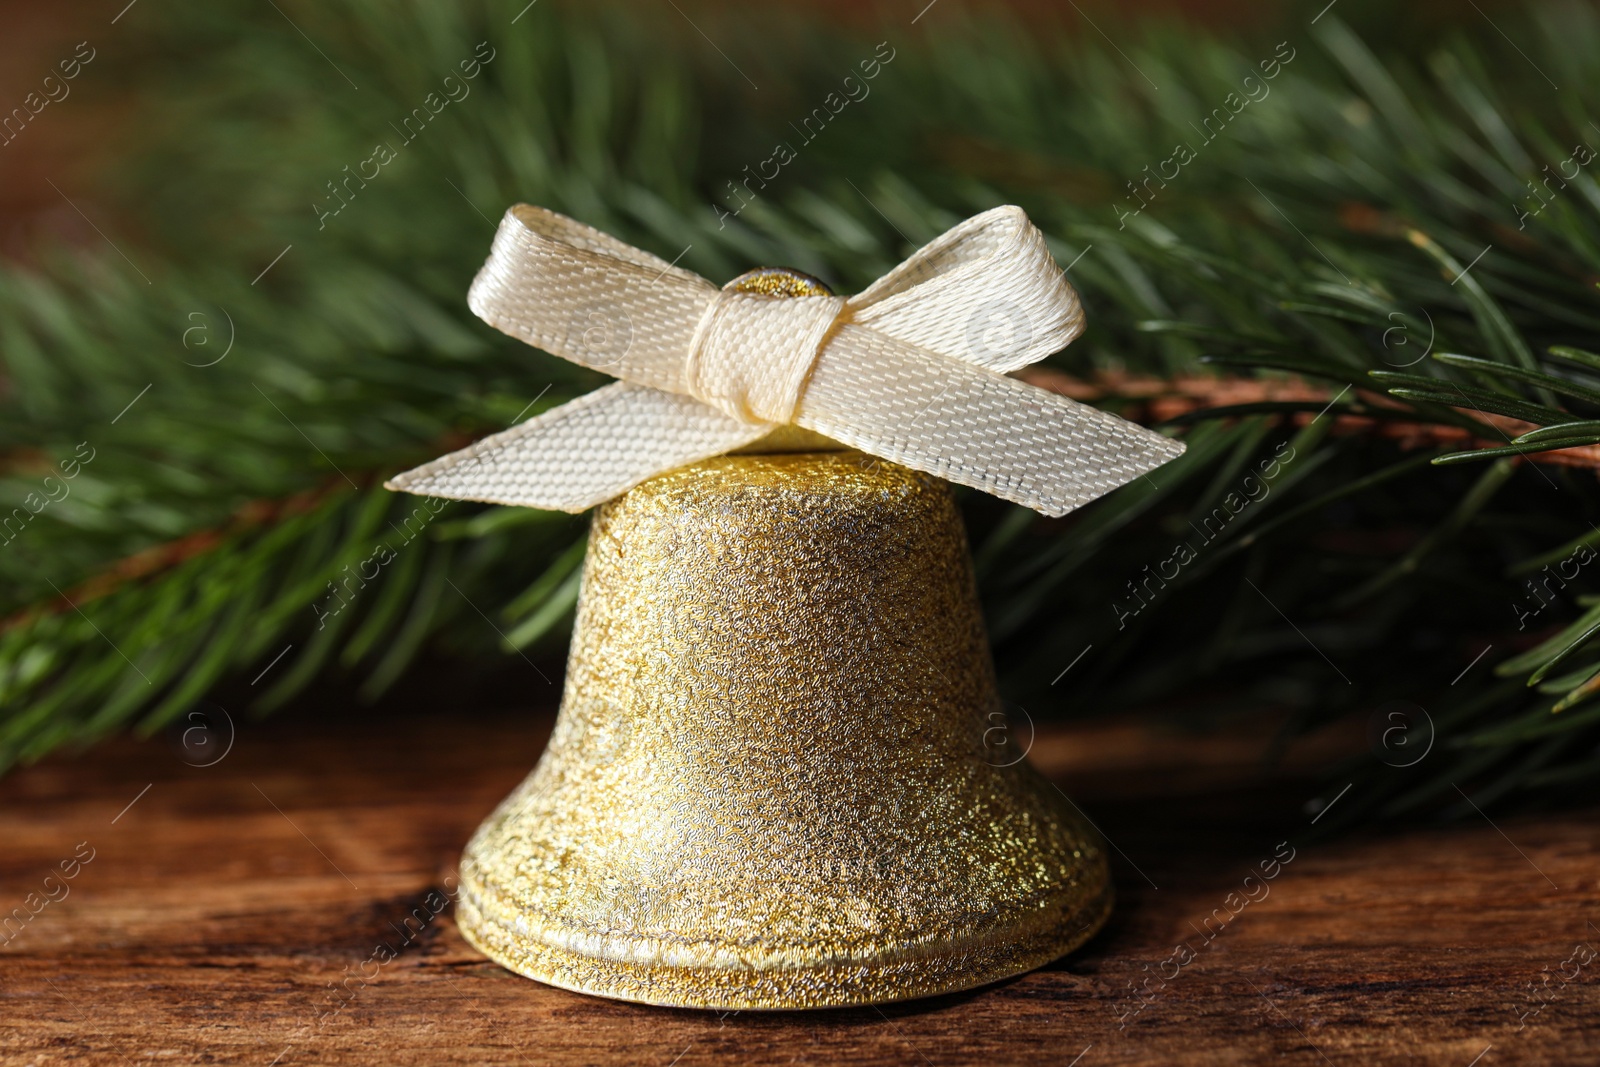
[2,0,1598,827]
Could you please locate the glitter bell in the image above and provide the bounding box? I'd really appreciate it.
[454,448,1113,1009]
[389,208,1187,1008]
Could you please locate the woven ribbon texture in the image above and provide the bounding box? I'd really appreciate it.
[386,204,1185,516]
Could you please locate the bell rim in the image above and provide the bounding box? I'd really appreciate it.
[454,864,1113,1011]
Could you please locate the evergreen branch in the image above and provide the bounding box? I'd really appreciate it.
[3,0,1600,823]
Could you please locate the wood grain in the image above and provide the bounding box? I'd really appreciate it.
[1,704,1596,1066]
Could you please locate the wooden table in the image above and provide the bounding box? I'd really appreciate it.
[3,701,1596,1065]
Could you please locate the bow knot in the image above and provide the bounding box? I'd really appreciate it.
[387,204,1185,517]
[685,289,846,425]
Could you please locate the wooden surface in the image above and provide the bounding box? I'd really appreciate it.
[2,703,1597,1066]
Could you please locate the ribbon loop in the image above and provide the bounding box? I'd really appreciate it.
[388,204,1185,517]
[848,205,1083,372]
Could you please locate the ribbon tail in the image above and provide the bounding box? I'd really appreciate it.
[385,382,769,513]
[796,326,1185,517]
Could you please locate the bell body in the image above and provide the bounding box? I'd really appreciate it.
[456,451,1111,1009]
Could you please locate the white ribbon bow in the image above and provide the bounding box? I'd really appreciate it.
[386,204,1184,516]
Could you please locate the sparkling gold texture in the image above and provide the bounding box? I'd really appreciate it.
[725,265,835,298]
[457,452,1111,1009]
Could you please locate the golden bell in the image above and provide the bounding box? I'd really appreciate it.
[455,448,1112,1009]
